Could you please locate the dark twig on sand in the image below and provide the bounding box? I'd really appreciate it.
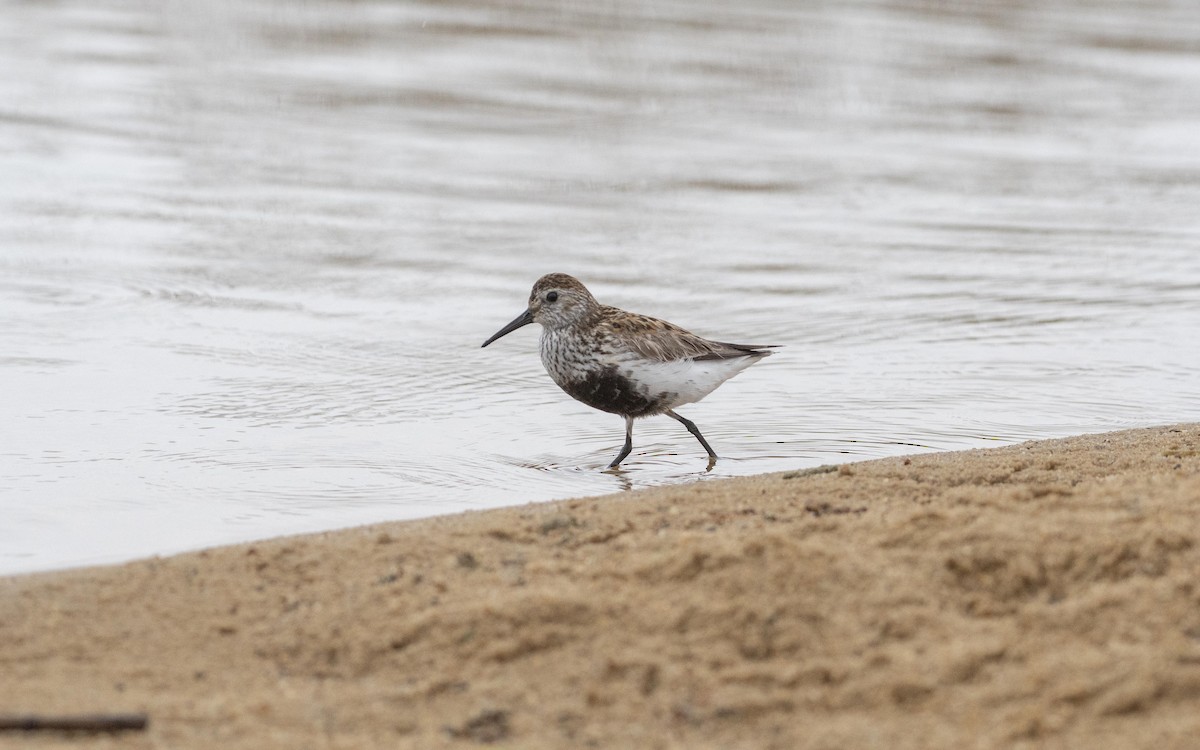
[0,714,148,732]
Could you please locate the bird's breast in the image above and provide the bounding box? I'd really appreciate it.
[539,330,596,386]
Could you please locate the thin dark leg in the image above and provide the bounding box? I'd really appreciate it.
[608,416,635,469]
[665,409,718,463]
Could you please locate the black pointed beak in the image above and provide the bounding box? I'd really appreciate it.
[481,309,534,347]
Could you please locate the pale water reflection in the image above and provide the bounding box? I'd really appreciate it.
[2,0,1199,573]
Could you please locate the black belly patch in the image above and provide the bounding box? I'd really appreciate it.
[560,366,663,417]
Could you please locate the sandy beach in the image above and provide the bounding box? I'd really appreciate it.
[3,424,1200,749]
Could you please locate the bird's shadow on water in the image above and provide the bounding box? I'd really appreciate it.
[602,456,720,491]
[517,451,722,493]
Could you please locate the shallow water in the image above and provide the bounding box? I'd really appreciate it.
[2,0,1199,574]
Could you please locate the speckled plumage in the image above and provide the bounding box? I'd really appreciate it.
[482,273,776,468]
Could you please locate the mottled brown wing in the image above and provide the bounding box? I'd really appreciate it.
[597,307,777,362]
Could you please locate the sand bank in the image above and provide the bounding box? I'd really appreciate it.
[3,425,1200,749]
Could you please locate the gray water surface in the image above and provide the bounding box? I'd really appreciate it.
[3,0,1199,574]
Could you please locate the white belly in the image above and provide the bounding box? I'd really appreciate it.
[614,355,762,410]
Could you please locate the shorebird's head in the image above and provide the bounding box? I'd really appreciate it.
[481,273,597,347]
[527,273,597,330]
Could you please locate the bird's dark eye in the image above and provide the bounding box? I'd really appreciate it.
[546,291,558,303]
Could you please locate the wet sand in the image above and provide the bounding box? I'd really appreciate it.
[4,424,1200,749]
